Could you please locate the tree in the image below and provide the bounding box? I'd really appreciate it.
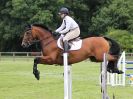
[65,0,110,37]
[0,0,63,51]
[107,29,133,52]
[90,0,133,35]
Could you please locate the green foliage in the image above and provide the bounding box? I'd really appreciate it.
[0,0,63,51]
[107,29,133,52]
[90,0,133,34]
[66,0,109,37]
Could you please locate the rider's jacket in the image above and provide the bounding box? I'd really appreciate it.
[55,15,79,34]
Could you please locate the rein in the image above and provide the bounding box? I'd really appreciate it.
[31,33,55,48]
[39,35,54,47]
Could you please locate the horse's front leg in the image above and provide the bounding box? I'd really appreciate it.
[33,56,56,80]
[33,57,41,80]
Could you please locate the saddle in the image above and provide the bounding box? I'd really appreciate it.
[57,36,82,51]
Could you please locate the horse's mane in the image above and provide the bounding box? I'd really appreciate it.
[32,24,52,33]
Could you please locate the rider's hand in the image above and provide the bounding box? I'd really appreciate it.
[53,32,59,34]
[53,32,60,37]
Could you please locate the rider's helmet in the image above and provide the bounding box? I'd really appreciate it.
[59,7,69,15]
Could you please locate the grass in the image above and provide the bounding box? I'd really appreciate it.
[0,59,133,99]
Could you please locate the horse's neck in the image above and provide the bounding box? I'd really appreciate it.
[41,39,58,56]
[36,29,50,40]
[36,30,58,55]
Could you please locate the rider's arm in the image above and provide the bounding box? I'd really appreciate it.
[55,21,65,32]
[59,19,71,34]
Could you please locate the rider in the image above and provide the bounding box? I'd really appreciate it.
[55,7,80,52]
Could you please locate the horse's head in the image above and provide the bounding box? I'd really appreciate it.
[21,24,56,48]
[21,25,36,48]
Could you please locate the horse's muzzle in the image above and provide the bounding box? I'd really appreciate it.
[21,42,30,48]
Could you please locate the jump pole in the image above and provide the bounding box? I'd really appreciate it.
[101,53,110,99]
[63,52,72,99]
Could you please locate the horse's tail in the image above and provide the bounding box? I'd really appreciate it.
[103,36,121,58]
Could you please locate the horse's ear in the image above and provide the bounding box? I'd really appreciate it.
[25,24,32,30]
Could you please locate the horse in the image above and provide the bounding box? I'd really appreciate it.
[21,24,123,80]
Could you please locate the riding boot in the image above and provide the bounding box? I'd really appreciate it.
[63,40,70,53]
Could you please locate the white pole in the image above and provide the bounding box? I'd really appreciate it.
[63,53,72,99]
[68,65,72,99]
[101,53,110,99]
[122,51,126,86]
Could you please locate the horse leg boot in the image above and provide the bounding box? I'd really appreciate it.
[33,57,40,80]
[113,61,124,74]
[63,40,70,53]
[107,61,123,74]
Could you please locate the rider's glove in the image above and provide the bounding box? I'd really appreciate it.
[53,32,60,37]
[53,32,59,34]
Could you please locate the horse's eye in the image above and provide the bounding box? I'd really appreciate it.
[26,32,31,35]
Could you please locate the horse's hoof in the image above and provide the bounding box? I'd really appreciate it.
[113,69,124,74]
[111,69,124,74]
[35,70,40,80]
[107,68,124,74]
[117,70,124,74]
[33,70,40,80]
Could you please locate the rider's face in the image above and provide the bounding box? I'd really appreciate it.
[59,13,65,19]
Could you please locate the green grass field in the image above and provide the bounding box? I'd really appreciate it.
[0,59,133,99]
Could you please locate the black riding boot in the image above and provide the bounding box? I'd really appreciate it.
[63,40,70,53]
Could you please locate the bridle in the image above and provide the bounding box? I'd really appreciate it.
[24,27,55,48]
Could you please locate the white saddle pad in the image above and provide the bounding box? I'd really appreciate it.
[57,36,82,51]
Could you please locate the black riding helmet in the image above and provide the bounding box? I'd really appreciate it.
[58,7,69,15]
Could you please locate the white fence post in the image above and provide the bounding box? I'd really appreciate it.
[107,51,125,86]
[101,53,110,99]
[63,52,72,99]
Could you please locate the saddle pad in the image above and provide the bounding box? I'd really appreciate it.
[57,37,82,51]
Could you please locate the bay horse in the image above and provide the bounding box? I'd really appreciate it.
[21,24,123,80]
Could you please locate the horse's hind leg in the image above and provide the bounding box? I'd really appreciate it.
[33,57,40,80]
[107,61,123,74]
[107,54,123,74]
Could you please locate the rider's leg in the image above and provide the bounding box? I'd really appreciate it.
[63,40,70,53]
[63,28,80,41]
[63,28,80,52]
